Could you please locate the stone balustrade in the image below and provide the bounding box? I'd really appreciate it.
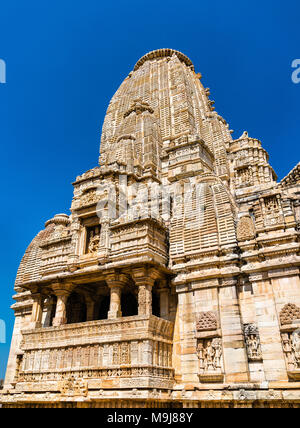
[17,316,174,391]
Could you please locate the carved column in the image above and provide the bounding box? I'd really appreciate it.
[138,283,153,316]
[132,269,158,317]
[52,284,73,327]
[85,296,96,322]
[158,287,169,320]
[106,273,128,319]
[30,293,43,329]
[108,286,122,319]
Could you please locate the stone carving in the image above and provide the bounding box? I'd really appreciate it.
[237,167,253,186]
[196,312,218,332]
[112,342,130,365]
[237,216,256,242]
[124,99,154,118]
[59,375,88,396]
[264,196,279,213]
[280,304,300,326]
[281,331,300,371]
[243,324,262,361]
[80,189,98,207]
[88,235,100,253]
[86,225,101,254]
[197,338,223,378]
[292,333,300,368]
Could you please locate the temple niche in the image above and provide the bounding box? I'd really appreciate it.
[2,49,300,408]
[86,225,101,254]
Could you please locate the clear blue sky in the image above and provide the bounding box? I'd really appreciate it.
[0,0,299,378]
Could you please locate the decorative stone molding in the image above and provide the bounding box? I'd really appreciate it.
[124,99,154,118]
[133,49,194,72]
[280,304,300,326]
[196,312,218,332]
[237,215,256,242]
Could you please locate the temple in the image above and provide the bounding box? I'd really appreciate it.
[1,49,300,408]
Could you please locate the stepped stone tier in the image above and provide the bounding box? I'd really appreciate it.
[2,48,300,408]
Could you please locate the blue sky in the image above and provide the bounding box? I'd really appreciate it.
[0,0,299,378]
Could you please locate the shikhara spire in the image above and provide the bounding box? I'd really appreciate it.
[2,50,300,408]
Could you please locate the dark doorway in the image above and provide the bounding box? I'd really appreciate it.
[66,292,87,324]
[121,292,138,317]
[152,290,160,317]
[96,295,110,320]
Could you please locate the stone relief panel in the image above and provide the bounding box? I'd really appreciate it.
[281,331,300,372]
[262,195,284,227]
[59,375,88,397]
[80,188,98,208]
[195,312,224,382]
[86,225,101,254]
[236,166,253,187]
[197,338,224,382]
[280,304,300,379]
[243,324,262,362]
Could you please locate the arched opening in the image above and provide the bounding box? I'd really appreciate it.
[152,289,160,318]
[121,292,138,317]
[96,295,110,320]
[66,292,87,324]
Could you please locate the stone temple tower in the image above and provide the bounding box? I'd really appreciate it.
[2,49,300,408]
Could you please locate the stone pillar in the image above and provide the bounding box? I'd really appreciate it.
[52,284,73,327]
[138,283,153,316]
[132,268,158,317]
[158,287,169,320]
[106,273,128,319]
[86,297,96,322]
[108,285,122,319]
[30,293,43,329]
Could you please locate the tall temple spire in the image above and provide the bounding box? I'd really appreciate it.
[2,49,300,408]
